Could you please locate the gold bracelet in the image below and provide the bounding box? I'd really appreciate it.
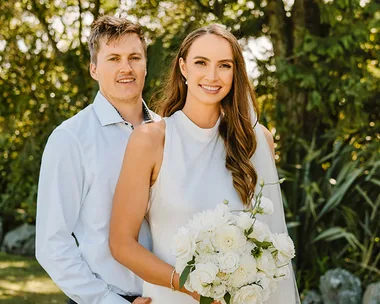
[170,269,176,291]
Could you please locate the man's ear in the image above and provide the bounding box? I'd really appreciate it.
[179,57,187,80]
[90,62,99,81]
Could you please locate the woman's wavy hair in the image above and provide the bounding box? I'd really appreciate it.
[157,24,260,206]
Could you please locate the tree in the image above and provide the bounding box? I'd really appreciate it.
[0,0,378,292]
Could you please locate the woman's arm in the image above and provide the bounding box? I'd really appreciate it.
[109,121,196,298]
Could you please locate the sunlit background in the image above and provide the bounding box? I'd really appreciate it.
[0,0,379,303]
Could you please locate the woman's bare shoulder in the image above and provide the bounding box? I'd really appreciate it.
[259,124,275,155]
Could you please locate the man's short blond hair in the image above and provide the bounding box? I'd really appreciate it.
[88,15,147,64]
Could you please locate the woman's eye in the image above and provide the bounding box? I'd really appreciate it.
[109,57,118,61]
[131,57,141,61]
[220,63,232,69]
[195,61,206,66]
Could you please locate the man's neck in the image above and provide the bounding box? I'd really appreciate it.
[115,100,144,126]
[100,91,145,125]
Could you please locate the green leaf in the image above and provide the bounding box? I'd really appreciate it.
[200,296,214,304]
[224,292,231,304]
[179,265,193,288]
[318,167,364,219]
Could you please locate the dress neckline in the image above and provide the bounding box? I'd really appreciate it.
[172,110,221,141]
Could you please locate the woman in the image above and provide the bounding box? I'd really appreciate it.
[109,24,300,303]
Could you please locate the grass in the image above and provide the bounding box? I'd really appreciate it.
[0,252,67,304]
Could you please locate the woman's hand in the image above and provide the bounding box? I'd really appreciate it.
[187,290,221,303]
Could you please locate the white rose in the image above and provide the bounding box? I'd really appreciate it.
[257,197,274,215]
[188,262,219,296]
[232,284,263,304]
[248,220,272,243]
[255,272,272,301]
[257,249,276,276]
[195,253,218,265]
[218,251,240,274]
[272,233,295,263]
[229,254,257,288]
[214,225,246,253]
[210,283,227,300]
[172,227,196,262]
[236,212,254,230]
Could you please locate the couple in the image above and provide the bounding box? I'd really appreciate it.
[36,15,300,304]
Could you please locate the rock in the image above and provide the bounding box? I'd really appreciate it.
[302,290,323,304]
[363,282,380,304]
[20,237,35,256]
[319,268,362,304]
[1,223,36,256]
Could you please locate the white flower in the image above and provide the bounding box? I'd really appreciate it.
[188,262,219,296]
[172,227,196,262]
[218,251,240,274]
[229,254,257,288]
[210,283,227,300]
[257,197,274,215]
[214,225,246,253]
[236,212,254,230]
[248,220,272,243]
[195,253,218,265]
[255,272,272,301]
[257,249,276,276]
[274,263,290,280]
[232,284,263,304]
[175,256,189,274]
[196,230,215,253]
[272,233,295,263]
[190,204,231,234]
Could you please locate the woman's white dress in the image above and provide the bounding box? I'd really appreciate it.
[142,111,300,303]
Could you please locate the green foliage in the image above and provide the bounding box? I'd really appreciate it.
[0,0,378,295]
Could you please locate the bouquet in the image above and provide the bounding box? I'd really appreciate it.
[171,179,295,304]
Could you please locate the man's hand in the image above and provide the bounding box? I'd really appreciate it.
[132,297,152,304]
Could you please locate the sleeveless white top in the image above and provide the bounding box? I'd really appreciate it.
[143,111,300,304]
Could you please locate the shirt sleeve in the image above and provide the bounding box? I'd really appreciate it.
[35,128,130,304]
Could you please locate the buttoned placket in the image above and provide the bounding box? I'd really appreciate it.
[113,102,153,129]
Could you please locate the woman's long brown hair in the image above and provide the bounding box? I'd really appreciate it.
[157,25,260,206]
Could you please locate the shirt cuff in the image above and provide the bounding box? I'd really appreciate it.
[102,291,131,304]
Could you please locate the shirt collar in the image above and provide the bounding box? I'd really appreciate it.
[93,91,153,127]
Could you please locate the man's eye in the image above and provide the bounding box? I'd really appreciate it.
[109,57,118,61]
[131,57,141,60]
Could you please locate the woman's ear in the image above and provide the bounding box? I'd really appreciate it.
[179,57,187,80]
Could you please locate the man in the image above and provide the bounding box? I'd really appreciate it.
[36,15,158,304]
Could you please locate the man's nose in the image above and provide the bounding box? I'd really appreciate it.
[120,59,133,73]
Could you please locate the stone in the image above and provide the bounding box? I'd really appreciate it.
[302,290,323,304]
[1,223,36,256]
[319,268,362,304]
[363,282,380,304]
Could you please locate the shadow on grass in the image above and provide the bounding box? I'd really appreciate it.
[0,288,67,304]
[0,252,67,304]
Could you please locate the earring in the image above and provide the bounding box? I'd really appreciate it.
[185,80,188,85]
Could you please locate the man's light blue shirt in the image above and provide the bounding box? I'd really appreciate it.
[36,92,159,304]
